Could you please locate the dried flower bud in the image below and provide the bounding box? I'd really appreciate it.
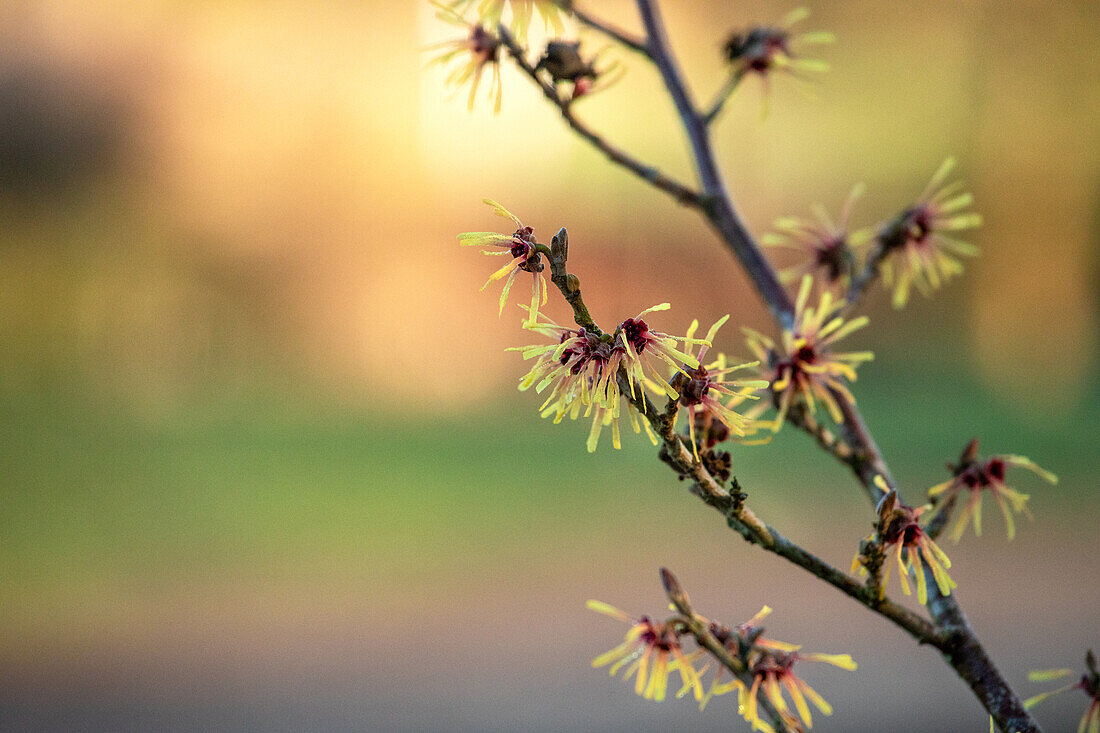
[550,226,569,265]
[536,41,595,83]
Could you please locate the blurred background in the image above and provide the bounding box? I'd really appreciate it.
[1,1,1098,730]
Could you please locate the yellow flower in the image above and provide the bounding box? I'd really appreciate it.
[762,184,872,288]
[427,4,504,113]
[586,600,704,703]
[724,7,834,79]
[737,648,857,733]
[854,483,956,605]
[926,442,1057,543]
[457,199,547,324]
[675,315,768,459]
[1024,651,1099,733]
[510,310,657,452]
[879,157,982,308]
[687,605,855,732]
[744,275,873,431]
[614,304,706,405]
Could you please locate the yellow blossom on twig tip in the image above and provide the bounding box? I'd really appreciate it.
[926,443,1057,543]
[586,600,704,703]
[854,481,956,605]
[722,6,835,114]
[457,199,547,324]
[427,4,506,113]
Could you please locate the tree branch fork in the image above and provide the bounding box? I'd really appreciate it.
[475,3,1040,731]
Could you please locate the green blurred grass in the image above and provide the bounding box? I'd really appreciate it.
[2,349,1094,609]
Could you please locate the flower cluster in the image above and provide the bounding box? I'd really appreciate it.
[513,310,639,452]
[854,481,956,605]
[512,304,723,452]
[926,439,1058,543]
[723,7,834,91]
[879,157,982,308]
[698,606,857,733]
[762,184,871,288]
[744,275,873,431]
[588,598,855,732]
[427,4,505,113]
[1025,650,1099,733]
[458,199,547,324]
[459,201,767,453]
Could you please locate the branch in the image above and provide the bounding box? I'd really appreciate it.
[634,0,794,328]
[536,205,1037,732]
[497,26,703,207]
[702,70,745,125]
[845,211,910,311]
[555,2,649,56]
[629,3,1040,731]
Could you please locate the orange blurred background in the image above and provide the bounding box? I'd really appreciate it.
[1,1,1097,730]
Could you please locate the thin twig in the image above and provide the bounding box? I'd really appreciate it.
[497,26,702,207]
[702,70,745,125]
[634,0,795,328]
[845,212,910,312]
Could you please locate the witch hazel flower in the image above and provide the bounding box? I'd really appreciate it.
[722,7,834,102]
[458,199,547,325]
[615,303,709,406]
[854,479,956,605]
[510,310,655,452]
[739,648,858,733]
[879,157,983,308]
[1025,650,1100,733]
[762,184,872,288]
[675,315,768,458]
[586,600,704,703]
[744,275,873,432]
[926,439,1058,543]
[688,606,797,711]
[427,4,505,113]
[697,605,856,733]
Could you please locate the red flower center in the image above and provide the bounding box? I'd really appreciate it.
[619,318,651,354]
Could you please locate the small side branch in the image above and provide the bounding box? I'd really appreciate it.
[497,26,703,207]
[845,213,909,311]
[702,70,745,125]
[634,0,795,327]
